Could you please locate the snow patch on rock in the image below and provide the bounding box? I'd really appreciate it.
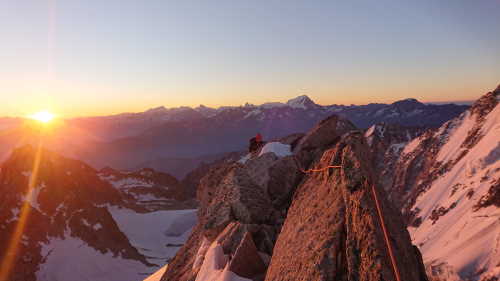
[258,142,292,158]
[365,125,376,138]
[22,182,46,212]
[243,109,262,119]
[194,240,252,281]
[403,137,421,155]
[436,111,474,163]
[107,177,154,189]
[238,154,252,164]
[143,265,168,281]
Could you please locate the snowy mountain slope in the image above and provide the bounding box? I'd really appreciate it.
[0,146,197,281]
[387,85,500,281]
[36,234,150,281]
[96,167,198,276]
[109,207,197,276]
[409,99,500,281]
[36,209,197,281]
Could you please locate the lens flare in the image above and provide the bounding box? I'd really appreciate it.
[0,141,44,281]
[30,111,55,123]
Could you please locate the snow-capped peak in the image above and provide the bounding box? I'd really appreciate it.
[286,95,317,109]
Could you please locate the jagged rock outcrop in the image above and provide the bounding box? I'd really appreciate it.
[181,151,246,200]
[265,132,428,281]
[294,115,357,171]
[364,123,426,195]
[162,154,299,280]
[98,167,196,210]
[162,115,428,281]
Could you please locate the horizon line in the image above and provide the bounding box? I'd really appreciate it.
[0,97,474,119]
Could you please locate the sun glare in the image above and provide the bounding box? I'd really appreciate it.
[30,111,55,123]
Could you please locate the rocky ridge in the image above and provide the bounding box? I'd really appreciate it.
[364,123,427,195]
[161,115,428,281]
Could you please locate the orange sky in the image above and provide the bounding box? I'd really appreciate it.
[1,1,499,118]
[4,79,495,119]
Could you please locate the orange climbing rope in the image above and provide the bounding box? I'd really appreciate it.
[298,164,343,173]
[293,155,342,174]
[370,182,402,281]
[293,154,402,281]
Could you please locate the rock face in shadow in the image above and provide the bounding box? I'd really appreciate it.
[363,123,426,194]
[0,145,154,281]
[161,114,428,281]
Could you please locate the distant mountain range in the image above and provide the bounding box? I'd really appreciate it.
[0,95,468,178]
[65,95,468,141]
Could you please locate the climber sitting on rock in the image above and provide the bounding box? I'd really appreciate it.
[248,133,264,154]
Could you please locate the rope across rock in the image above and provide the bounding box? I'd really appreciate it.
[292,153,402,281]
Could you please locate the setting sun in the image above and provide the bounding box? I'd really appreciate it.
[29,111,55,123]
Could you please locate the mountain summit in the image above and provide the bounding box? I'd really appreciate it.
[391,98,424,111]
[285,95,319,109]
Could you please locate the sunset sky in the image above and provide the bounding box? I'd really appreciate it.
[1,0,499,118]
